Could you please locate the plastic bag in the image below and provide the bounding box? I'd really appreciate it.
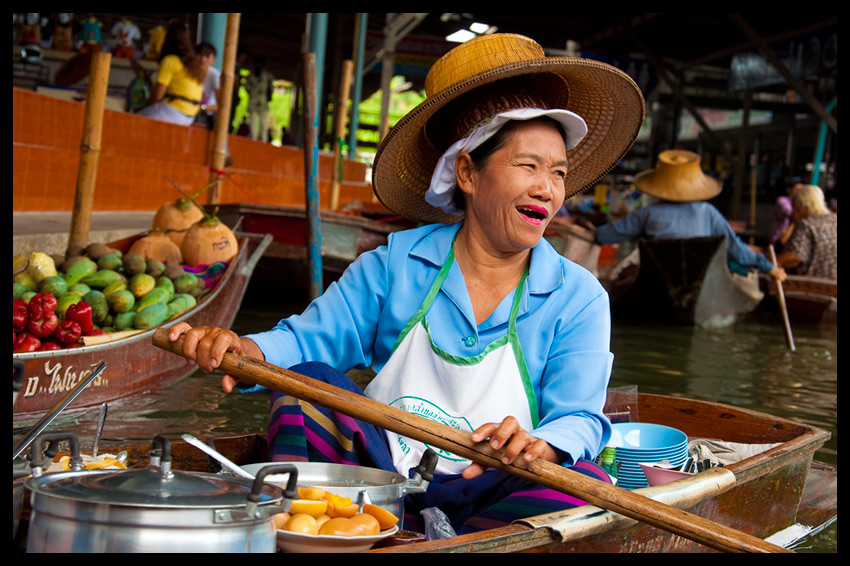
[421,507,456,540]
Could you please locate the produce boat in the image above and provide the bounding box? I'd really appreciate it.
[758,273,837,326]
[609,236,764,327]
[12,231,272,424]
[19,393,832,553]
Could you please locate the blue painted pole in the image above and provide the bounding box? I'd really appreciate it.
[810,98,836,186]
[348,13,368,156]
[197,13,227,72]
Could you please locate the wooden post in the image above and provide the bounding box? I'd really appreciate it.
[329,59,354,211]
[302,52,323,299]
[208,13,241,204]
[68,51,111,254]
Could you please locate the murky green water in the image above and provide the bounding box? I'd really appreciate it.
[16,288,836,552]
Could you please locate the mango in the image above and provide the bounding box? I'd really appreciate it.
[135,286,173,313]
[155,275,175,295]
[129,273,157,298]
[63,256,98,286]
[122,253,147,276]
[134,303,169,329]
[81,269,126,289]
[112,311,137,331]
[96,254,124,272]
[56,291,82,318]
[102,280,127,297]
[83,290,109,325]
[13,282,29,300]
[174,273,202,294]
[106,289,135,313]
[166,293,197,319]
[38,275,68,297]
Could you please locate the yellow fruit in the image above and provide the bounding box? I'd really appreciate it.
[298,487,327,500]
[324,493,358,518]
[273,512,291,530]
[350,512,381,536]
[288,498,328,518]
[285,513,319,535]
[363,504,399,530]
[318,517,366,537]
[316,514,331,528]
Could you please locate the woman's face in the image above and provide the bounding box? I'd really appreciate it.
[458,119,568,253]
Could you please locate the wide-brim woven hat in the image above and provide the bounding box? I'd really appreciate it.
[372,33,646,225]
[634,149,722,202]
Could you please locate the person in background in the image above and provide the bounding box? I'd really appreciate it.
[768,176,804,251]
[167,33,646,534]
[245,54,274,142]
[137,20,207,127]
[194,41,232,167]
[592,149,786,282]
[776,184,837,280]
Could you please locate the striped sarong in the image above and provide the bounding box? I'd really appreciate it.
[268,362,611,535]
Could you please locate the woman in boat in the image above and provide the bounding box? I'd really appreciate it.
[137,19,208,126]
[776,184,837,280]
[167,33,645,534]
[592,149,787,281]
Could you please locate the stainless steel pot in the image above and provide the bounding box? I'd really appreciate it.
[242,449,437,529]
[25,434,298,553]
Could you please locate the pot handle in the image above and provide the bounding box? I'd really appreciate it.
[149,435,173,476]
[29,431,83,475]
[249,464,299,503]
[414,448,438,482]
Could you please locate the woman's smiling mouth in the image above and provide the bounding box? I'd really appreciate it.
[516,204,548,225]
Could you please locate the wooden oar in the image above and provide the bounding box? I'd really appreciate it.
[152,329,791,553]
[768,246,796,351]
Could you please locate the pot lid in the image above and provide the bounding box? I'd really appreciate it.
[26,467,284,509]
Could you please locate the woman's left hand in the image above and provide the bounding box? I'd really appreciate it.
[462,416,558,479]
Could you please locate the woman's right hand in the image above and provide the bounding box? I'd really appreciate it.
[168,322,262,392]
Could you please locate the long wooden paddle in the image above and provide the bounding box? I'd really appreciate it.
[152,329,791,553]
[768,246,796,352]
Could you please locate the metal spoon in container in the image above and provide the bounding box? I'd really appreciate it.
[181,433,255,479]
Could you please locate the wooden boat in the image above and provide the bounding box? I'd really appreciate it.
[609,236,764,328]
[758,273,837,326]
[12,231,272,425]
[25,393,831,553]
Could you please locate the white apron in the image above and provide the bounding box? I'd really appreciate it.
[365,245,540,476]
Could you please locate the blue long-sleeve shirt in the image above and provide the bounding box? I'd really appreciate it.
[246,222,614,466]
[594,201,774,273]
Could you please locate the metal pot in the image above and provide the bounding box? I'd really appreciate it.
[242,449,438,529]
[25,434,298,553]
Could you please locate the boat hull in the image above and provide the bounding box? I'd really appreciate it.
[12,232,271,424]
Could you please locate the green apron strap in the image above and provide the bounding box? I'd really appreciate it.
[508,265,540,428]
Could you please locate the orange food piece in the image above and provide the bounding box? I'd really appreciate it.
[316,514,331,528]
[319,517,366,537]
[362,504,399,530]
[298,487,326,500]
[285,513,319,535]
[273,512,291,530]
[350,512,381,536]
[288,498,328,518]
[324,492,359,518]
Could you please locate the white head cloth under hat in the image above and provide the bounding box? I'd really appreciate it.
[425,108,589,214]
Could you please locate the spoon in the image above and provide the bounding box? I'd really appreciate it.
[181,433,255,479]
[92,402,108,458]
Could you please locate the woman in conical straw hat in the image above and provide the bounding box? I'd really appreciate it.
[594,149,787,280]
[168,33,645,533]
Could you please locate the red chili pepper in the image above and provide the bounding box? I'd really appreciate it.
[29,292,58,314]
[13,331,41,353]
[54,320,82,345]
[13,299,29,332]
[26,302,59,338]
[65,301,94,335]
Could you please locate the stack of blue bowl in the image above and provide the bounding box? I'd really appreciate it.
[608,422,688,490]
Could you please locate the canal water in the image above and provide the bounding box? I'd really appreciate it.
[17,284,837,552]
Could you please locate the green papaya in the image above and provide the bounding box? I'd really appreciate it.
[106,289,135,313]
[56,291,83,318]
[83,290,109,325]
[166,293,197,319]
[80,269,126,289]
[135,286,173,313]
[38,275,68,297]
[63,256,98,286]
[129,273,157,298]
[96,254,124,272]
[112,311,137,331]
[134,303,169,329]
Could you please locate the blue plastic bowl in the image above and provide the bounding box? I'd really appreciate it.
[609,422,687,452]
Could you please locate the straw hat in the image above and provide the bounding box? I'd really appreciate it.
[634,150,721,202]
[372,33,647,225]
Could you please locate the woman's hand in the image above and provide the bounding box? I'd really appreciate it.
[168,322,263,393]
[462,416,559,479]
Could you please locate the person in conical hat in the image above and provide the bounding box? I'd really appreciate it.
[594,149,786,281]
[168,33,645,533]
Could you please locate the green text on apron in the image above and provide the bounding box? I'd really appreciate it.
[365,245,540,475]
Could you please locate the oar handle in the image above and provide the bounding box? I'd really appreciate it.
[152,328,791,553]
[768,246,796,351]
